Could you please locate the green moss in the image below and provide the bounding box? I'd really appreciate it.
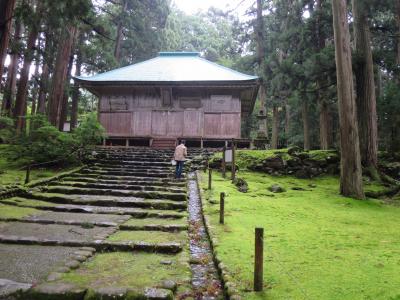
[59,252,191,291]
[107,230,187,244]
[199,171,400,300]
[0,203,41,219]
[122,217,187,227]
[1,197,58,208]
[308,150,338,161]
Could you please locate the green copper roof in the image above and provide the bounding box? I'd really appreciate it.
[76,52,258,83]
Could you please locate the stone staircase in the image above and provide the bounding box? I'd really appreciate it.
[0,147,211,299]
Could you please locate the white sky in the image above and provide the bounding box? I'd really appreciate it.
[173,0,255,18]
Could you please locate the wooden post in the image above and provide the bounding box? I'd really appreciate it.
[231,139,236,182]
[222,146,226,178]
[25,164,31,184]
[208,167,212,190]
[125,138,129,148]
[254,227,264,291]
[219,192,225,224]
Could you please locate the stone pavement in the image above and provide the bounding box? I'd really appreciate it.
[0,147,209,299]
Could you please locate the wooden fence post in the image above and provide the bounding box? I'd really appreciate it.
[25,164,31,184]
[219,192,225,224]
[222,146,226,178]
[254,227,264,291]
[208,167,212,190]
[231,139,236,182]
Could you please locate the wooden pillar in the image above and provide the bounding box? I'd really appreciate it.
[201,138,204,149]
[125,139,129,148]
[222,146,226,178]
[219,192,225,224]
[254,227,264,291]
[208,168,212,190]
[231,139,236,182]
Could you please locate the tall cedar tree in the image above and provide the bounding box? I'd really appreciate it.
[331,0,364,199]
[47,26,78,128]
[1,20,21,116]
[0,0,16,84]
[352,0,378,169]
[255,0,268,139]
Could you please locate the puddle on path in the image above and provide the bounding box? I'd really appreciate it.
[187,172,223,300]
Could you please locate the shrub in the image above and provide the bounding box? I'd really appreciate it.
[0,116,15,143]
[6,113,105,166]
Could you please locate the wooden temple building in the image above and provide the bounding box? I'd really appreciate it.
[75,52,259,148]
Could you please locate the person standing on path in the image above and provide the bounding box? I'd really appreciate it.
[174,140,187,179]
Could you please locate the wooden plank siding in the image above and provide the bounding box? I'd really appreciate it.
[98,88,242,139]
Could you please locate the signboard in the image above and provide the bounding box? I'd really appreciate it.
[225,149,233,163]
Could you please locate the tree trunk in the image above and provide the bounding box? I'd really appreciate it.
[58,54,74,131]
[319,99,329,150]
[284,101,290,146]
[396,0,400,79]
[1,20,20,116]
[47,25,77,128]
[37,63,48,114]
[271,105,279,149]
[0,0,16,82]
[352,0,378,169]
[302,99,310,151]
[71,48,82,130]
[332,0,364,199]
[14,27,38,133]
[30,51,40,115]
[114,0,127,63]
[255,0,268,139]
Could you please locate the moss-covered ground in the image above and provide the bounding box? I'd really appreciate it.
[0,145,73,187]
[199,171,400,300]
[122,217,187,227]
[59,251,192,293]
[107,230,187,244]
[0,203,40,219]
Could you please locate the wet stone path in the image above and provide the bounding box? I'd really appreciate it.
[187,173,223,299]
[0,147,222,299]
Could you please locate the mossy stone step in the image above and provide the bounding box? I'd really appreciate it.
[94,160,172,166]
[51,181,186,194]
[23,211,130,227]
[81,169,174,178]
[41,186,187,201]
[56,251,190,295]
[64,175,186,186]
[107,230,187,245]
[27,193,187,210]
[0,222,115,243]
[2,197,187,218]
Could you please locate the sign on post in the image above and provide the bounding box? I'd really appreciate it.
[224,149,233,163]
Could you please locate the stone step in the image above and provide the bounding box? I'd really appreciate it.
[69,173,186,183]
[89,165,173,172]
[119,224,187,232]
[61,176,186,187]
[0,236,182,253]
[2,197,186,219]
[94,160,172,167]
[50,181,186,193]
[27,192,187,210]
[80,168,176,178]
[41,186,187,201]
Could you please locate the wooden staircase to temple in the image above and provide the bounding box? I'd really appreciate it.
[151,138,177,149]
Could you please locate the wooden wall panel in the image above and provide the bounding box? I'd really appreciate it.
[99,112,132,136]
[151,111,167,136]
[210,95,232,112]
[204,113,221,137]
[183,111,202,137]
[133,111,151,136]
[221,113,241,138]
[167,111,183,136]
